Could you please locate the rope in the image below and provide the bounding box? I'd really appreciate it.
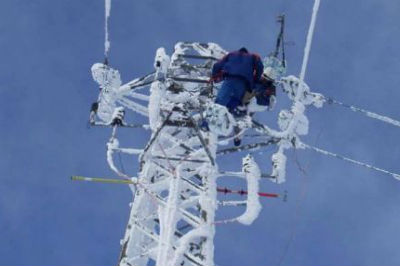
[276,126,324,265]
[277,158,309,266]
[118,152,127,174]
[157,142,178,175]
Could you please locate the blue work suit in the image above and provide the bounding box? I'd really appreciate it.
[215,77,248,114]
[212,49,264,114]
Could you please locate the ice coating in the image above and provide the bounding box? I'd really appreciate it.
[204,103,235,136]
[271,148,287,184]
[105,0,111,56]
[91,63,122,89]
[281,75,325,108]
[237,155,262,225]
[91,63,122,123]
[148,48,170,130]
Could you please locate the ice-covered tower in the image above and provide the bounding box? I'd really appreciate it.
[118,43,224,266]
[83,3,400,264]
[88,42,268,266]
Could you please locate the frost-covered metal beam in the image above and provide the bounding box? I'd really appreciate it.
[117,43,225,266]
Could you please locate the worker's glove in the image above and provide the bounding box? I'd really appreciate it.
[266,85,276,96]
[210,71,224,83]
[268,95,276,111]
[210,76,222,83]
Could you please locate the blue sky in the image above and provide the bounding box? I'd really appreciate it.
[1,0,400,265]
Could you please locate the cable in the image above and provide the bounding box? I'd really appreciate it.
[324,95,400,128]
[300,142,400,181]
[104,0,112,62]
[117,152,127,175]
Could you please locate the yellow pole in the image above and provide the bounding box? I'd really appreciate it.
[71,176,135,185]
